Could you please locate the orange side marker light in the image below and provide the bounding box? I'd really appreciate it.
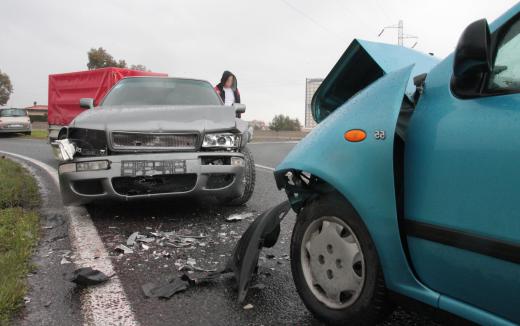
[344,129,366,142]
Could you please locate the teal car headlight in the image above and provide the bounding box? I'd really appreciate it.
[202,133,241,148]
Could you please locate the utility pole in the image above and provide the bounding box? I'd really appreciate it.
[378,20,418,48]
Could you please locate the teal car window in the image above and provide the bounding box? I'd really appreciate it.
[488,18,520,91]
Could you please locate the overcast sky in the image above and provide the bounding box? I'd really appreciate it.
[0,0,517,122]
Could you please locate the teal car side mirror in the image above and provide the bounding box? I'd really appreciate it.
[451,19,491,98]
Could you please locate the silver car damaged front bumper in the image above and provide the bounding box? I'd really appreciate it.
[57,151,246,206]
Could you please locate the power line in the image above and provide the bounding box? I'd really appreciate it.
[378,20,418,48]
[278,0,342,40]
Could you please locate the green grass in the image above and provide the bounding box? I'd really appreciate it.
[0,158,40,325]
[25,129,48,140]
[0,159,39,209]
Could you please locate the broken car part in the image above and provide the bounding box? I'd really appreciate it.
[51,139,76,161]
[126,232,139,246]
[227,200,291,303]
[114,244,134,254]
[65,267,111,286]
[141,278,189,299]
[225,212,253,222]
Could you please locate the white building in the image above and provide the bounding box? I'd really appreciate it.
[305,78,323,130]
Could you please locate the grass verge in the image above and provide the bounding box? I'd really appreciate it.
[25,129,48,140]
[0,157,40,325]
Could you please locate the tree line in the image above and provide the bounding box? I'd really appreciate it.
[87,47,149,71]
[269,114,302,131]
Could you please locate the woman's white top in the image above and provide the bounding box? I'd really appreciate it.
[223,87,235,106]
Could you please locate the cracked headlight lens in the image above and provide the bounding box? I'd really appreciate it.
[202,133,240,148]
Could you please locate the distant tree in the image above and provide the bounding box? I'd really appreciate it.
[269,114,301,131]
[293,118,302,130]
[0,70,13,106]
[87,47,127,70]
[130,64,149,72]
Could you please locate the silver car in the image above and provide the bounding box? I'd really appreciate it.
[52,77,255,206]
[0,108,32,135]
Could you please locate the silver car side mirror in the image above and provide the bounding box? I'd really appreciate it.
[79,98,94,109]
[233,103,246,115]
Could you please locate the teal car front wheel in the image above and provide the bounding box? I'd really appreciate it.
[290,194,391,325]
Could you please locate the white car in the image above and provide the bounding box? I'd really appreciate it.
[0,108,32,135]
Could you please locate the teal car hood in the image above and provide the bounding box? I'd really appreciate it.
[313,39,439,123]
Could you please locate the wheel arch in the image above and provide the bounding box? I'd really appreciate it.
[57,127,68,140]
[275,167,438,307]
[274,65,440,307]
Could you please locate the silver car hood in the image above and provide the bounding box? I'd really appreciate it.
[70,105,241,133]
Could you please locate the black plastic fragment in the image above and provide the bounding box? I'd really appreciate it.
[180,270,233,286]
[141,278,189,299]
[227,200,291,303]
[65,267,110,286]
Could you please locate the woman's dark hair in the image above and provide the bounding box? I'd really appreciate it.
[220,70,237,90]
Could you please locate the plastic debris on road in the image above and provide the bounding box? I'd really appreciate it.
[225,212,254,222]
[141,278,189,299]
[115,244,134,254]
[126,232,139,246]
[109,204,290,304]
[65,267,111,286]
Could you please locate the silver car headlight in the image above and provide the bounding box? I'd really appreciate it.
[202,133,241,148]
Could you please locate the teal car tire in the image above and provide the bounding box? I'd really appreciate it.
[290,194,390,325]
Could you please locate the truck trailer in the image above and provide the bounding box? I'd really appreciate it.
[48,67,167,141]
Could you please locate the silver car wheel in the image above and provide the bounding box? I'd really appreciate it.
[300,216,365,309]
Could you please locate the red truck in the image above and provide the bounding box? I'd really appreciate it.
[48,67,167,140]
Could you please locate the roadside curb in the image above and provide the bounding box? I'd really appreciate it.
[0,151,139,326]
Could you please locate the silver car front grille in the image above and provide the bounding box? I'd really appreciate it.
[111,132,198,150]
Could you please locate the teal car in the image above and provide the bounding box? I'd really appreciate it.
[273,4,520,326]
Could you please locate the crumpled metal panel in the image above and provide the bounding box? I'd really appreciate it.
[227,201,291,303]
[312,39,439,123]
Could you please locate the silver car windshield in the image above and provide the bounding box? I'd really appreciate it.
[101,78,222,106]
[0,109,27,117]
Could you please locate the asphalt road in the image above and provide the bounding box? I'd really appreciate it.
[0,136,438,326]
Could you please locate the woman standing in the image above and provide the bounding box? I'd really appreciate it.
[214,71,241,106]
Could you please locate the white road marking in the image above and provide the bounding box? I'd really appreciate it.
[0,151,139,326]
[255,164,275,171]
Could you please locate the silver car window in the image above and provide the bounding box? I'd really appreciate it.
[102,78,222,106]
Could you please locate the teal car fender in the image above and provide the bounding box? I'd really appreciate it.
[275,65,439,306]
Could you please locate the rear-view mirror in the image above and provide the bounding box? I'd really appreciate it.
[233,103,246,115]
[79,98,94,109]
[451,19,491,98]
